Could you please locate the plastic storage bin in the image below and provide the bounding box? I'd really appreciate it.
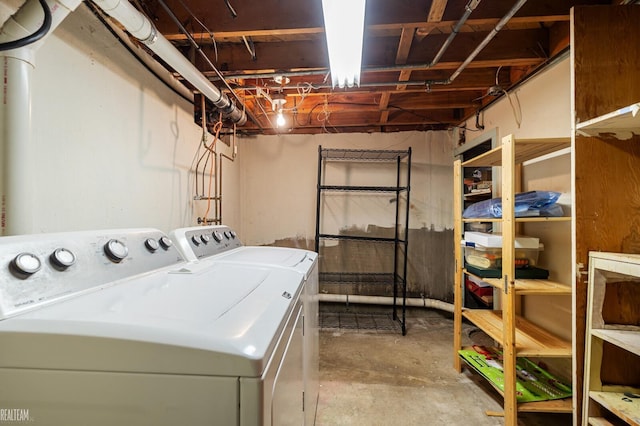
[463,231,543,269]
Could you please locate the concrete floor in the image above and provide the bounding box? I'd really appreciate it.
[314,305,573,425]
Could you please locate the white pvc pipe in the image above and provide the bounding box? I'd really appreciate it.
[101,14,193,102]
[92,0,246,125]
[318,293,455,314]
[1,57,34,236]
[0,0,82,235]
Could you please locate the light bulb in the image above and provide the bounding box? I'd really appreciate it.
[276,111,285,127]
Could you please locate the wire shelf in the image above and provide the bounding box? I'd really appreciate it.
[320,148,411,162]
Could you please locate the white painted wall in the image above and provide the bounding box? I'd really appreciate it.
[238,130,455,246]
[463,56,572,141]
[11,5,240,234]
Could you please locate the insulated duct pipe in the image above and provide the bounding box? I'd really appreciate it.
[0,0,83,235]
[91,0,246,125]
[318,294,454,314]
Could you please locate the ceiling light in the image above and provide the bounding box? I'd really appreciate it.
[271,93,287,127]
[321,0,366,88]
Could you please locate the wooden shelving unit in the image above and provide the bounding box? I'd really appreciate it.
[583,252,640,426]
[453,134,572,425]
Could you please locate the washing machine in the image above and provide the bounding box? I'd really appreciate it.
[0,228,305,426]
[170,225,319,426]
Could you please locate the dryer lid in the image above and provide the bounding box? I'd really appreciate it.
[0,262,303,377]
[214,246,317,278]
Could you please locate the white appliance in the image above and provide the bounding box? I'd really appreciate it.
[0,228,306,426]
[170,225,319,426]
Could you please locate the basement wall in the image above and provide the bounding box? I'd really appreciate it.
[238,131,457,301]
[1,5,240,234]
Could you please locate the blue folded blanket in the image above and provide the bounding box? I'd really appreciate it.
[463,191,563,218]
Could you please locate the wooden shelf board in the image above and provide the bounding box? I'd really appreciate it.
[462,310,572,357]
[462,138,570,168]
[576,102,640,139]
[479,277,572,295]
[464,270,571,295]
[459,352,572,414]
[591,329,640,357]
[588,417,616,426]
[518,398,573,413]
[464,190,492,199]
[463,216,570,223]
[515,216,571,223]
[590,391,640,426]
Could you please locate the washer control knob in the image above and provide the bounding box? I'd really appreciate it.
[145,238,160,252]
[200,234,210,244]
[212,231,223,242]
[12,253,42,276]
[224,231,231,239]
[230,231,237,239]
[159,236,172,249]
[191,235,200,246]
[104,239,128,263]
[50,248,76,269]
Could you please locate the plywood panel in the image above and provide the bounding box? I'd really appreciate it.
[572,6,640,124]
[575,134,640,421]
[572,6,640,422]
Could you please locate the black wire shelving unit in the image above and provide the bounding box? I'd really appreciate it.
[314,146,411,335]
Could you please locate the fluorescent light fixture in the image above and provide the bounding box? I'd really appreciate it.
[322,0,366,88]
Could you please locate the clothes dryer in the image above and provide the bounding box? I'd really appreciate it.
[0,228,304,425]
[170,225,319,425]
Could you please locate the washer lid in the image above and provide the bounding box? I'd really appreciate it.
[214,246,317,278]
[0,262,303,377]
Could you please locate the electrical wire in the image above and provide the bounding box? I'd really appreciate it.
[0,0,52,51]
[224,0,238,18]
[504,90,523,128]
[173,0,218,62]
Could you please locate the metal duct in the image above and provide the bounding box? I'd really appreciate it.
[92,0,247,125]
[446,0,528,84]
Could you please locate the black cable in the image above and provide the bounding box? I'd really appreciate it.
[0,0,52,51]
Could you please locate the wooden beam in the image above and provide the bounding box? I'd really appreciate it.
[203,58,544,79]
[396,69,412,91]
[163,16,570,44]
[427,0,448,23]
[396,27,415,64]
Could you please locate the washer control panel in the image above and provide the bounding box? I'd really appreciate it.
[169,225,242,262]
[0,228,184,319]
